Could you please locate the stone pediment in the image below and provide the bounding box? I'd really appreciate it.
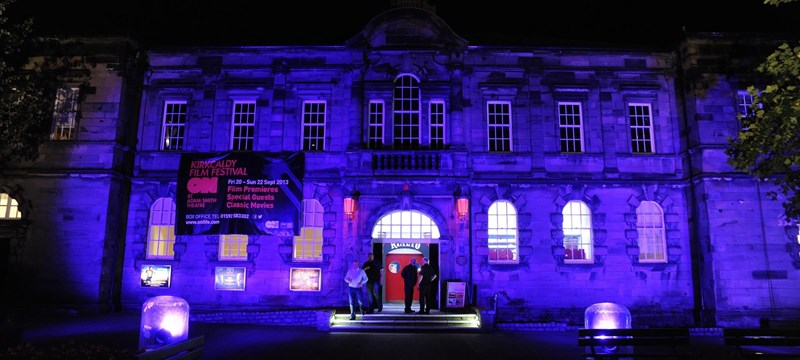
[346,7,468,50]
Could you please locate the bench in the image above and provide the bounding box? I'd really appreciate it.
[137,335,205,360]
[578,328,691,359]
[723,328,800,359]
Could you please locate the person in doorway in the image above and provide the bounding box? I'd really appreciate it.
[344,259,368,320]
[400,257,419,314]
[362,253,383,313]
[417,257,438,314]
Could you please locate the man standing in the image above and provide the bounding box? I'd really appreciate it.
[362,253,383,313]
[344,259,368,320]
[417,257,438,314]
[400,258,419,314]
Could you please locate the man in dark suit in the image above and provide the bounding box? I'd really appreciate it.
[417,257,438,314]
[400,258,419,314]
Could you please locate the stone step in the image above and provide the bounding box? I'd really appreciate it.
[329,304,481,332]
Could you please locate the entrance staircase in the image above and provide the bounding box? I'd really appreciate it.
[329,303,482,332]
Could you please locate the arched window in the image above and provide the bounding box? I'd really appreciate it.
[562,200,593,263]
[371,210,440,239]
[294,199,324,261]
[0,193,21,219]
[488,200,518,264]
[147,198,175,259]
[636,201,667,263]
[219,234,248,261]
[392,74,421,150]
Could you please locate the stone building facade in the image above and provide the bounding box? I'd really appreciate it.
[1,6,797,328]
[0,37,143,313]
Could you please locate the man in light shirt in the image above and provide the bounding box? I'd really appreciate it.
[344,259,368,320]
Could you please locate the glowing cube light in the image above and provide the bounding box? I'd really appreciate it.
[584,302,631,330]
[138,295,190,351]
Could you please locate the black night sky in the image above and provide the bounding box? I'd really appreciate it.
[8,0,800,48]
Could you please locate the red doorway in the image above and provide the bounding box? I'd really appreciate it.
[384,252,423,302]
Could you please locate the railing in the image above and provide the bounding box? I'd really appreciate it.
[372,152,441,171]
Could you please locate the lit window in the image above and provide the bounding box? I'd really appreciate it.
[294,228,323,262]
[488,200,519,264]
[563,200,593,263]
[302,101,326,151]
[0,193,22,219]
[219,234,248,261]
[558,102,583,153]
[367,100,384,149]
[487,101,512,152]
[231,101,256,151]
[294,199,324,261]
[51,87,80,141]
[629,103,654,154]
[161,101,187,151]
[392,75,421,150]
[146,198,175,259]
[429,100,446,149]
[636,201,667,263]
[371,210,440,239]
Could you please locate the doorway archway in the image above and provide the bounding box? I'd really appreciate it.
[371,210,440,303]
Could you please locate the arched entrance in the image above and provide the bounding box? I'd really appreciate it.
[371,210,440,304]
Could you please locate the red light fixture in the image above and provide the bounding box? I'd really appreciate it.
[343,196,357,220]
[456,196,469,220]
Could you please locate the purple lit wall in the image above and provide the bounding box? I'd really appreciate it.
[3,9,798,328]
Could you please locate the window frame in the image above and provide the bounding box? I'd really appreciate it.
[367,100,385,149]
[230,100,256,151]
[51,87,80,141]
[293,199,325,262]
[0,193,22,219]
[557,101,584,153]
[392,74,421,150]
[628,102,655,154]
[487,101,512,152]
[371,210,440,239]
[737,90,755,118]
[487,200,519,264]
[160,100,188,151]
[219,234,249,261]
[146,198,176,260]
[429,99,446,149]
[636,201,668,263]
[302,100,327,151]
[562,200,593,264]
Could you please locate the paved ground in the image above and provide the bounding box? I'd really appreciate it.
[9,311,749,360]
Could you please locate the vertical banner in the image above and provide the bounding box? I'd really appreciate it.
[176,152,304,235]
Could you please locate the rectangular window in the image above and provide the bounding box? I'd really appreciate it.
[294,227,323,261]
[629,103,654,154]
[161,101,187,150]
[429,100,445,149]
[487,101,512,152]
[558,102,583,153]
[231,101,256,151]
[219,234,248,261]
[737,90,755,118]
[51,87,80,141]
[302,100,326,151]
[367,100,384,149]
[392,75,421,150]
